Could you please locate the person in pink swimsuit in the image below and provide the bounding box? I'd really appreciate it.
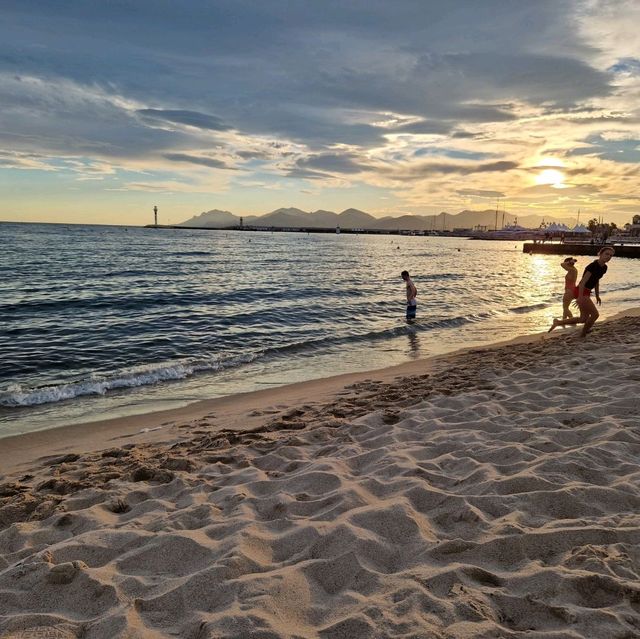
[560,257,578,320]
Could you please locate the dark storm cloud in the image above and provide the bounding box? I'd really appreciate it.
[0,1,616,160]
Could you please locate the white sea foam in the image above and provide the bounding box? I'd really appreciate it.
[0,353,257,407]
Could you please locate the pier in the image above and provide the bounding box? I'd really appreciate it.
[523,242,640,258]
[144,224,465,237]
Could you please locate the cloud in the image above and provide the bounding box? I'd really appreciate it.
[236,149,272,160]
[112,179,228,193]
[137,109,231,131]
[0,150,56,170]
[456,188,506,198]
[0,1,615,153]
[414,148,494,161]
[0,73,187,159]
[285,167,332,180]
[451,130,481,139]
[0,1,638,221]
[517,183,600,197]
[567,134,640,163]
[293,153,370,175]
[382,160,518,182]
[600,130,638,141]
[116,182,183,192]
[163,153,234,170]
[608,57,640,75]
[392,120,453,135]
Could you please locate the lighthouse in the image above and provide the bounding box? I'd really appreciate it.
[153,205,158,226]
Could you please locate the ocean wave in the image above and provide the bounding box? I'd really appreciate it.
[607,281,640,294]
[0,286,342,316]
[0,309,500,408]
[167,250,213,257]
[258,310,499,359]
[508,302,551,314]
[423,273,467,281]
[0,353,257,408]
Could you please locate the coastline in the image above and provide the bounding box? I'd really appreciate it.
[2,307,640,476]
[1,312,628,477]
[2,309,640,637]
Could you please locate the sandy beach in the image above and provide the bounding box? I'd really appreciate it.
[2,311,640,638]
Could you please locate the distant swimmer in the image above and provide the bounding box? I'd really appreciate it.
[559,257,578,320]
[401,270,417,323]
[548,246,614,337]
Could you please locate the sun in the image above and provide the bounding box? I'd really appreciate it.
[535,168,566,188]
[533,156,567,188]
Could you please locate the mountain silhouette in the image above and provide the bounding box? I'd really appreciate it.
[178,207,578,231]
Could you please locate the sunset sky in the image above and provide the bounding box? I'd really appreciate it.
[1,0,639,226]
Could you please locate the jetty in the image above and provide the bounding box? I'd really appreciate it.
[523,242,640,258]
[144,224,467,237]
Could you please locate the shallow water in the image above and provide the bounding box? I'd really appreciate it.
[2,222,638,437]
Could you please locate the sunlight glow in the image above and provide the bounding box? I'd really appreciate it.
[538,156,564,168]
[535,168,566,188]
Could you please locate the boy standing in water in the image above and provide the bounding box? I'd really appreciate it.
[548,246,614,337]
[560,257,578,319]
[401,270,417,323]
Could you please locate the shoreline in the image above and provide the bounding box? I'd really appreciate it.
[0,321,583,476]
[2,307,638,477]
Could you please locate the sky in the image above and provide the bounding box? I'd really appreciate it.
[1,0,639,226]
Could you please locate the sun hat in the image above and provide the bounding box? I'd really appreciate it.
[563,257,577,264]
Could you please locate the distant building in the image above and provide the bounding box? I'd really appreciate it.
[628,215,640,237]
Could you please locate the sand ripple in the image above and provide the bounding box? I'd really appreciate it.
[2,317,640,637]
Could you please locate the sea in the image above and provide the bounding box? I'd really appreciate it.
[2,221,639,439]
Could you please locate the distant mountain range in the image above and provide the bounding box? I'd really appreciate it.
[178,207,580,232]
